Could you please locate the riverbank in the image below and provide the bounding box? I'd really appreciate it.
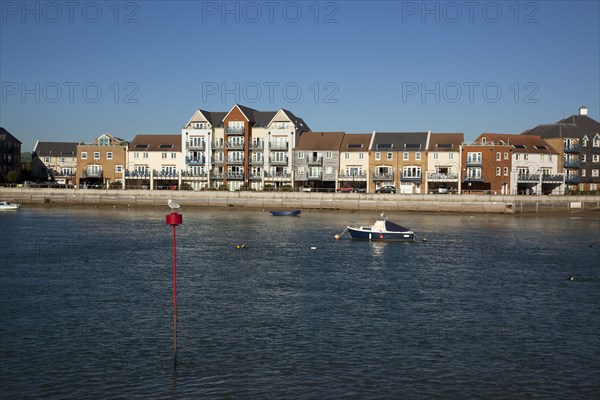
[2,187,600,214]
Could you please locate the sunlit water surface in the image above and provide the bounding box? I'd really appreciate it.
[1,207,599,398]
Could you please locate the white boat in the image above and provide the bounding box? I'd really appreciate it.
[0,201,21,211]
[346,212,415,242]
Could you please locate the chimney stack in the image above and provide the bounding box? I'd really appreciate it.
[579,105,588,116]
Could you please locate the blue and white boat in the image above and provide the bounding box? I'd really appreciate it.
[269,210,301,216]
[347,213,414,242]
[0,201,21,211]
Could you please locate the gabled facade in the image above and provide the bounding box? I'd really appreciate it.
[31,141,78,185]
[126,134,182,189]
[294,132,345,191]
[369,132,430,193]
[0,127,22,183]
[338,133,372,192]
[181,104,310,190]
[426,133,463,193]
[76,134,127,188]
[461,135,512,194]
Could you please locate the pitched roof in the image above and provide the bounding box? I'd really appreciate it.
[340,133,372,151]
[279,109,311,132]
[428,133,464,151]
[128,134,182,152]
[34,141,78,156]
[521,123,587,139]
[557,114,600,136]
[295,132,345,151]
[370,132,429,151]
[0,127,22,144]
[476,133,558,154]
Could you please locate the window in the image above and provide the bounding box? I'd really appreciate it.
[359,153,364,160]
[582,169,586,177]
[582,137,588,147]
[326,152,332,159]
[325,166,332,174]
[496,167,501,176]
[590,184,597,191]
[593,136,600,147]
[449,153,454,160]
[466,152,482,164]
[344,152,349,160]
[143,153,149,159]
[98,136,110,146]
[433,152,439,160]
[403,152,408,161]
[44,157,51,162]
[115,165,123,173]
[496,152,501,161]
[106,152,113,160]
[171,153,177,159]
[402,166,421,178]
[415,152,421,160]
[515,154,520,160]
[504,167,509,176]
[524,154,528,160]
[593,155,599,163]
[375,152,381,161]
[592,169,599,177]
[582,154,587,163]
[94,152,100,160]
[466,167,481,179]
[134,152,139,159]
[162,153,167,159]
[387,152,393,160]
[298,151,304,159]
[81,152,87,160]
[504,152,508,160]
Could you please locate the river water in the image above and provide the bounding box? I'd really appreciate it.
[1,207,599,399]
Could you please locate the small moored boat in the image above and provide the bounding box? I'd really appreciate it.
[347,212,414,241]
[0,201,21,211]
[270,210,301,216]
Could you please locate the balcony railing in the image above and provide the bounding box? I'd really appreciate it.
[155,170,179,178]
[226,172,244,180]
[181,171,208,178]
[212,158,225,164]
[373,173,394,180]
[226,157,244,164]
[187,143,206,151]
[249,173,263,180]
[542,174,564,182]
[564,144,581,153]
[400,174,422,181]
[307,174,322,180]
[307,157,322,165]
[464,175,483,181]
[186,157,206,165]
[82,170,102,178]
[269,142,288,151]
[211,172,224,179]
[125,170,150,178]
[427,173,459,181]
[225,127,244,134]
[264,173,291,179]
[338,173,367,180]
[517,174,540,182]
[250,158,264,165]
[249,143,264,150]
[564,159,581,168]
[565,175,580,183]
[466,158,482,166]
[269,158,288,165]
[226,141,244,149]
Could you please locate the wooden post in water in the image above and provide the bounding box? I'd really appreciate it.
[166,208,182,369]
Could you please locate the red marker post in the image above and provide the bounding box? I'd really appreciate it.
[166,209,182,368]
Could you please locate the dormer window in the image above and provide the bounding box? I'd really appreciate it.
[99,135,110,146]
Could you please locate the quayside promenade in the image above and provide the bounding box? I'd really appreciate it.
[2,188,600,214]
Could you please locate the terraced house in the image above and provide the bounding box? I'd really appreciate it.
[294,132,345,191]
[76,134,127,188]
[31,141,78,186]
[338,133,371,192]
[181,104,310,190]
[426,133,463,194]
[125,134,181,190]
[370,131,430,194]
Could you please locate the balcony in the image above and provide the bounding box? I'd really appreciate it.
[269,157,288,166]
[307,174,322,180]
[226,157,244,164]
[125,170,149,178]
[82,170,102,178]
[564,159,581,168]
[565,175,580,183]
[212,158,224,164]
[226,141,244,149]
[226,172,244,180]
[186,157,206,165]
[373,173,394,181]
[307,157,322,165]
[250,158,264,165]
[517,174,540,183]
[564,144,581,153]
[466,158,482,166]
[269,142,288,151]
[400,174,422,182]
[264,173,291,180]
[181,171,208,178]
[155,170,179,179]
[249,173,263,180]
[542,174,564,183]
[213,142,225,149]
[464,175,484,182]
[249,142,264,150]
[225,127,244,135]
[338,173,367,180]
[187,143,206,151]
[211,172,224,179]
[427,172,459,182]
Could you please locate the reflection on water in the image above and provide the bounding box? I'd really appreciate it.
[1,208,599,398]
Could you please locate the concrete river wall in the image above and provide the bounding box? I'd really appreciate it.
[2,188,600,214]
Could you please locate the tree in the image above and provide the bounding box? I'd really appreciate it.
[7,170,19,184]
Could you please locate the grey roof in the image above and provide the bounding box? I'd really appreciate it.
[0,127,21,144]
[557,114,600,136]
[522,123,587,139]
[280,108,311,132]
[34,141,78,156]
[202,111,228,127]
[253,111,277,127]
[370,132,429,151]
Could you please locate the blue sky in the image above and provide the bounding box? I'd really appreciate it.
[1,0,599,151]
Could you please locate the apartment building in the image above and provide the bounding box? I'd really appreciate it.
[294,132,345,191]
[338,133,372,192]
[126,134,181,189]
[0,127,21,183]
[76,134,127,188]
[426,133,463,193]
[31,141,78,185]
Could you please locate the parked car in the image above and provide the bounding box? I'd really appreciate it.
[337,185,355,193]
[376,185,396,193]
[302,186,312,192]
